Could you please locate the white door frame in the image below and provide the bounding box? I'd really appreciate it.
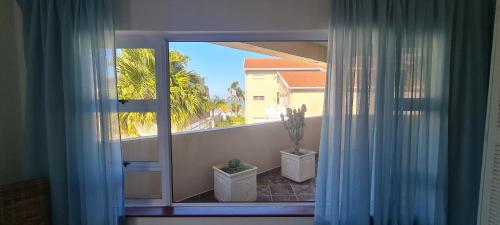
[116,35,171,206]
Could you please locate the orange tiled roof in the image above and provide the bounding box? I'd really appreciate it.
[279,71,326,88]
[244,58,323,69]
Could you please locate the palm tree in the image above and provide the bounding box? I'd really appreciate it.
[169,51,210,130]
[116,49,210,136]
[116,49,157,137]
[227,81,244,115]
[209,97,227,115]
[208,96,227,128]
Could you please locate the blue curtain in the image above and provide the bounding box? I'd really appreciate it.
[17,0,123,225]
[447,0,495,224]
[315,0,452,224]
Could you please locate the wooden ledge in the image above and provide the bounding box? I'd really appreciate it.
[126,205,314,217]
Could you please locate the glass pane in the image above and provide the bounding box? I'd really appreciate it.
[169,41,326,203]
[124,171,162,199]
[119,112,158,161]
[116,48,156,100]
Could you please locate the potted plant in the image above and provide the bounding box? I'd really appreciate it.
[213,159,258,202]
[280,104,317,182]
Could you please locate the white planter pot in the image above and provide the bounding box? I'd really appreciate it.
[213,162,258,202]
[280,149,317,182]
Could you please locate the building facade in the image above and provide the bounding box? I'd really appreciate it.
[244,58,326,124]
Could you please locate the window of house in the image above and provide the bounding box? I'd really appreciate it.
[116,35,327,209]
[253,96,265,100]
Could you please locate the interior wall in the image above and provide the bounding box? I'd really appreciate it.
[113,0,330,32]
[0,0,25,185]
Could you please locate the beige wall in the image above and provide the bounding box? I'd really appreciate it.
[125,171,162,199]
[289,91,325,116]
[123,117,321,201]
[122,137,159,162]
[0,0,25,185]
[245,71,326,123]
[244,71,280,124]
[171,116,321,201]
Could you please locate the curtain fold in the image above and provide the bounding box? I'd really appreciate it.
[315,0,452,224]
[447,0,495,224]
[18,0,123,225]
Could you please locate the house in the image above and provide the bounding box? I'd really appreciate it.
[244,58,327,124]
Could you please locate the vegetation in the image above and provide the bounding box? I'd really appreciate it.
[116,49,158,137]
[116,49,210,137]
[208,96,228,128]
[221,159,251,174]
[169,51,210,129]
[280,104,307,155]
[215,115,245,128]
[227,81,244,115]
[116,48,247,137]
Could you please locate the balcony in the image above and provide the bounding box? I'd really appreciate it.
[122,116,322,203]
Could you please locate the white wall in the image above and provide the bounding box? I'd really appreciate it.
[114,0,330,32]
[0,0,25,185]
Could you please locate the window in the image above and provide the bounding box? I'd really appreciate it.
[253,96,265,101]
[168,41,326,203]
[116,36,170,206]
[116,36,327,208]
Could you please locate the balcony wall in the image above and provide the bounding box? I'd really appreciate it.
[123,116,322,202]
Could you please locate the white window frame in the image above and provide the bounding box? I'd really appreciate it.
[116,30,327,208]
[116,35,171,206]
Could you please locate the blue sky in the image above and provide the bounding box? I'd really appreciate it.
[169,42,272,98]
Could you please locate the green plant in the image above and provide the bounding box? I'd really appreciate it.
[280,104,307,155]
[208,96,228,128]
[221,159,250,174]
[215,115,245,128]
[169,51,210,130]
[116,49,210,136]
[227,81,244,115]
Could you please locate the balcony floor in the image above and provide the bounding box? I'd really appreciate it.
[179,167,316,203]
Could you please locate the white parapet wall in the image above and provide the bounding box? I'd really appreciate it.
[123,116,322,201]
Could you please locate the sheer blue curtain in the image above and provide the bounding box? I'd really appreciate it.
[447,0,495,224]
[315,0,451,224]
[17,0,123,225]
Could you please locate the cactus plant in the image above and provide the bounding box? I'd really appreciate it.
[221,159,250,174]
[280,104,307,155]
[227,159,240,174]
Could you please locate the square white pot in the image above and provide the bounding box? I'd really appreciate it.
[280,149,317,182]
[213,162,258,202]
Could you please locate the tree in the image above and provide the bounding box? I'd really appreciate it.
[208,96,228,128]
[169,51,210,130]
[227,81,244,115]
[116,49,210,137]
[116,49,157,137]
[209,97,227,115]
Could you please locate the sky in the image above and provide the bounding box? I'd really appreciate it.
[169,42,272,98]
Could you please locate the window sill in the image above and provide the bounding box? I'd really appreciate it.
[125,205,314,217]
